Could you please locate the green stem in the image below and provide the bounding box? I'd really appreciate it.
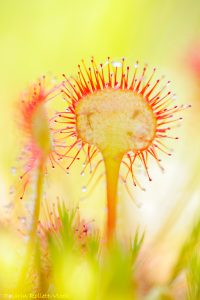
[17,159,44,290]
[103,154,122,241]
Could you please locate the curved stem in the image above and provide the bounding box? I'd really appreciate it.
[30,159,44,241]
[17,158,44,290]
[103,154,122,241]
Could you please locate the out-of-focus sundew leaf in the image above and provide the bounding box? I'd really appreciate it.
[33,204,145,299]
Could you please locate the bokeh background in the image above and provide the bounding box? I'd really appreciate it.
[1,0,200,282]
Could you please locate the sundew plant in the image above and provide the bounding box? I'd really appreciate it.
[1,56,193,300]
[1,1,200,300]
[57,58,187,240]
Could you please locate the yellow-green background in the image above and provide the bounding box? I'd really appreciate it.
[0,0,200,248]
